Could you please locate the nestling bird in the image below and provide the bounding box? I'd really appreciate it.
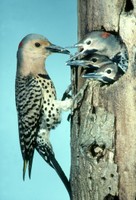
[68,30,128,73]
[15,34,72,197]
[66,53,111,69]
[82,57,119,84]
[66,53,123,84]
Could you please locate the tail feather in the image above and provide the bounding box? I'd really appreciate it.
[23,151,34,180]
[50,154,72,199]
[23,160,28,180]
[36,146,72,199]
[28,153,34,179]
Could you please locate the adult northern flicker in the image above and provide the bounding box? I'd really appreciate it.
[15,34,72,197]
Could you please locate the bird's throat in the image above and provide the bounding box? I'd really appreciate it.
[19,56,47,76]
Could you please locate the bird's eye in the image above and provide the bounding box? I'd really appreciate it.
[35,42,41,47]
[106,69,112,74]
[91,58,97,62]
[86,40,91,45]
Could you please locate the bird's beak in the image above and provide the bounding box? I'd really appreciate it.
[67,49,98,61]
[46,44,70,54]
[82,72,102,79]
[82,73,112,83]
[74,42,84,48]
[74,41,98,54]
[66,59,97,69]
[66,60,86,67]
[64,42,84,49]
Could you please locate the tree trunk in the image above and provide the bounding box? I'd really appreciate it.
[70,0,136,199]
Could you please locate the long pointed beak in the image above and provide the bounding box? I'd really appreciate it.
[82,73,110,83]
[68,52,83,60]
[68,49,98,61]
[66,59,98,69]
[66,60,87,67]
[64,45,78,48]
[46,44,70,54]
[74,42,84,47]
[82,72,102,79]
[65,42,84,49]
[83,72,116,84]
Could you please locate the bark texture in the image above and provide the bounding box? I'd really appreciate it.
[70,0,136,199]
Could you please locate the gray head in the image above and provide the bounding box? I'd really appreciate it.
[66,53,113,69]
[74,31,123,59]
[17,33,70,58]
[17,34,70,76]
[83,60,118,83]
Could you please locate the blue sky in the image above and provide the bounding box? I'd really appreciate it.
[0,1,77,200]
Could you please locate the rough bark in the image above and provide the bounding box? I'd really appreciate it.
[70,0,136,200]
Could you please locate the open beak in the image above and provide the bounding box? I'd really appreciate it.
[46,44,70,54]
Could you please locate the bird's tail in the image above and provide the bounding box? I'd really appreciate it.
[23,151,34,180]
[49,153,72,199]
[23,160,28,180]
[36,146,72,199]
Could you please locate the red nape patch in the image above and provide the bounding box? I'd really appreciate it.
[101,32,111,38]
[18,41,23,48]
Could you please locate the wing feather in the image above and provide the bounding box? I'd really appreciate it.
[16,75,42,178]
